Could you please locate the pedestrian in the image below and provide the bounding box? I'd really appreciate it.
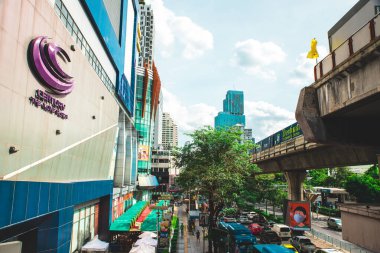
[180,223,184,236]
[196,230,200,242]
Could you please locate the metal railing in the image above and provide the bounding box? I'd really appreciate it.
[314,14,380,82]
[309,228,373,253]
[252,135,320,162]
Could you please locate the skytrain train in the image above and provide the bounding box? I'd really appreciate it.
[254,122,303,153]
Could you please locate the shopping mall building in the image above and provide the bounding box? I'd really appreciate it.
[0,0,145,252]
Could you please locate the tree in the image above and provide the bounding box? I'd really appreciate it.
[345,174,380,203]
[365,164,379,179]
[174,127,255,253]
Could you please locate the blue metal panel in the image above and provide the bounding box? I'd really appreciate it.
[26,182,40,219]
[82,0,139,116]
[81,0,123,68]
[57,241,70,253]
[38,182,50,215]
[0,181,14,227]
[57,184,66,210]
[11,182,28,224]
[49,183,59,212]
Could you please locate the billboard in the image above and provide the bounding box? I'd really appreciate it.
[199,213,209,227]
[138,145,149,161]
[286,201,311,231]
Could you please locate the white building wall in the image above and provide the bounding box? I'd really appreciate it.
[60,0,117,85]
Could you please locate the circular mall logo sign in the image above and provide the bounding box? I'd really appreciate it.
[29,36,74,95]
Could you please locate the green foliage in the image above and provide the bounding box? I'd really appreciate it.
[306,167,354,188]
[345,174,380,203]
[222,207,238,216]
[175,127,256,217]
[317,206,341,217]
[365,164,380,179]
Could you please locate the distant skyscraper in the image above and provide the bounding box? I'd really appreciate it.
[215,90,246,128]
[244,128,253,141]
[162,113,178,149]
[138,0,154,69]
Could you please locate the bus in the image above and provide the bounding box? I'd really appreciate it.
[218,222,257,253]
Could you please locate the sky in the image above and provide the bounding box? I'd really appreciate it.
[147,0,358,145]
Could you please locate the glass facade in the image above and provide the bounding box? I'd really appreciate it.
[223,90,244,115]
[215,112,246,128]
[135,72,154,173]
[215,90,246,128]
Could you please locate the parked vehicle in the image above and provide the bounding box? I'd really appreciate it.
[238,215,251,224]
[223,216,237,223]
[247,211,257,219]
[282,243,299,253]
[327,218,342,230]
[272,224,292,240]
[248,223,264,235]
[315,249,343,253]
[290,236,316,253]
[252,244,294,253]
[259,231,282,245]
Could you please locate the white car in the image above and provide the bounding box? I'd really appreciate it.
[315,249,343,253]
[247,211,257,219]
[238,216,250,224]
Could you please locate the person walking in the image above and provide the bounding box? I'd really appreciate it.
[180,223,184,237]
[196,230,200,242]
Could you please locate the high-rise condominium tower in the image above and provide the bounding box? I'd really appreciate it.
[162,113,178,149]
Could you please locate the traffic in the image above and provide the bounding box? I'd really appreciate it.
[215,210,344,253]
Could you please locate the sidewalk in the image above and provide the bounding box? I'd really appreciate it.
[174,205,208,253]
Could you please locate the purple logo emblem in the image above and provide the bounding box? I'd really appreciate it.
[29,36,74,95]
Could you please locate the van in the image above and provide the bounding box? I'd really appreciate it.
[272,224,291,240]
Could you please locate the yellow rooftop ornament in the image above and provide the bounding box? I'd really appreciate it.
[307,38,319,59]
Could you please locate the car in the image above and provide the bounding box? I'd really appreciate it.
[253,244,295,253]
[248,223,264,235]
[267,220,276,227]
[251,214,268,226]
[272,224,292,240]
[247,211,257,219]
[299,242,317,253]
[223,216,237,223]
[282,244,299,253]
[238,215,251,224]
[259,231,282,245]
[314,249,343,253]
[290,236,316,253]
[327,218,342,230]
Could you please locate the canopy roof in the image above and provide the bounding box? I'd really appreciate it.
[110,201,148,232]
[140,200,168,231]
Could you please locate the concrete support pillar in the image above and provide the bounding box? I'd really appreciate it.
[285,170,307,201]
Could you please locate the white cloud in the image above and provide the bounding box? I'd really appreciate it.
[288,46,328,87]
[231,39,286,80]
[245,101,295,140]
[151,0,213,59]
[162,88,218,134]
[162,87,295,144]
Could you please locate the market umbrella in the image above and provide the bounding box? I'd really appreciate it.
[129,244,155,253]
[81,236,109,252]
[138,231,157,238]
[134,237,158,247]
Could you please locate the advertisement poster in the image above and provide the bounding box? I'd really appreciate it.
[287,201,311,231]
[199,213,209,227]
[138,145,149,161]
